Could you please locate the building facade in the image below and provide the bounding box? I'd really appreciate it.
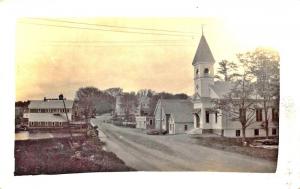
[25,96,74,129]
[191,34,279,138]
[154,99,194,135]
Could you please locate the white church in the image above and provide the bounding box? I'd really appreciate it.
[190,34,279,138]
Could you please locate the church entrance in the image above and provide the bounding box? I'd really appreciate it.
[195,113,200,128]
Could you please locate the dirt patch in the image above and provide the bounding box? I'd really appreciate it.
[15,137,135,175]
[192,137,278,161]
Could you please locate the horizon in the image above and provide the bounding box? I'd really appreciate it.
[16,17,281,101]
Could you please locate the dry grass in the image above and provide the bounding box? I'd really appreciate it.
[15,137,134,175]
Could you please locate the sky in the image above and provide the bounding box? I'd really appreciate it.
[16,17,286,101]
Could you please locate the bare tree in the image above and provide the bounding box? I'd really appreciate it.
[240,48,280,137]
[213,60,256,143]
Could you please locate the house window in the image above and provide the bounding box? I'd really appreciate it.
[30,122,34,126]
[184,125,188,131]
[256,109,262,121]
[254,129,259,136]
[236,130,240,137]
[149,120,153,125]
[215,112,218,123]
[205,111,210,123]
[59,122,63,126]
[272,108,279,122]
[272,128,277,135]
[52,122,55,126]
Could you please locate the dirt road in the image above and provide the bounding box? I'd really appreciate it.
[91,118,277,172]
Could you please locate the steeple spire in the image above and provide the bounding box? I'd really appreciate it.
[192,28,215,65]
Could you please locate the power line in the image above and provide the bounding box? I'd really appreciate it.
[18,21,199,38]
[42,39,196,44]
[26,17,202,35]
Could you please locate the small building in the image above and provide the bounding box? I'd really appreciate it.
[154,99,194,134]
[135,116,154,129]
[25,95,74,129]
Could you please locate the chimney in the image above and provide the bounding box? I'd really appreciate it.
[59,94,64,100]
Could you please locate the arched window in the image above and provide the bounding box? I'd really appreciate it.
[204,68,209,74]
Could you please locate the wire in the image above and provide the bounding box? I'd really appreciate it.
[25,17,202,35]
[18,21,199,38]
[42,39,195,44]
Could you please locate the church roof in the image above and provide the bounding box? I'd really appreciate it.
[192,35,215,65]
[209,81,234,98]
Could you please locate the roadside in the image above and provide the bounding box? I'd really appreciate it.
[15,133,134,175]
[92,118,277,172]
[190,136,278,162]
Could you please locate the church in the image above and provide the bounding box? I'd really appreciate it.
[190,33,279,138]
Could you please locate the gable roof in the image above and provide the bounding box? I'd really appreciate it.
[209,81,234,99]
[29,100,74,109]
[192,35,215,65]
[160,99,193,123]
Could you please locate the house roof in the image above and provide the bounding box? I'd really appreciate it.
[28,100,74,109]
[160,99,193,123]
[28,113,71,122]
[192,35,215,65]
[209,81,234,98]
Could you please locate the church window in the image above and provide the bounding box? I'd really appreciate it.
[215,112,218,123]
[205,111,210,123]
[204,68,209,74]
[256,108,262,121]
[236,130,240,137]
[272,108,279,122]
[254,129,259,136]
[272,128,277,135]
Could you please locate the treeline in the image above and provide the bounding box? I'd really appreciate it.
[75,87,190,117]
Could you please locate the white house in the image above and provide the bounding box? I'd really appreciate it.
[154,99,194,134]
[25,96,74,129]
[190,33,279,138]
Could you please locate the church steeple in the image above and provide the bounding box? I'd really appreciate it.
[192,31,215,98]
[192,34,215,65]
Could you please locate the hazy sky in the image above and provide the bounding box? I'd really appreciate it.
[16,17,283,101]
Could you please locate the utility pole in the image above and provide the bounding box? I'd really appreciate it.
[60,94,73,140]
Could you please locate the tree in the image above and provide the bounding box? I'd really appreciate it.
[213,59,256,143]
[105,87,123,97]
[215,60,240,81]
[120,92,138,121]
[240,48,280,138]
[75,87,99,121]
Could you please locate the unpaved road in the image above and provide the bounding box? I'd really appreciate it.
[91,118,277,172]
